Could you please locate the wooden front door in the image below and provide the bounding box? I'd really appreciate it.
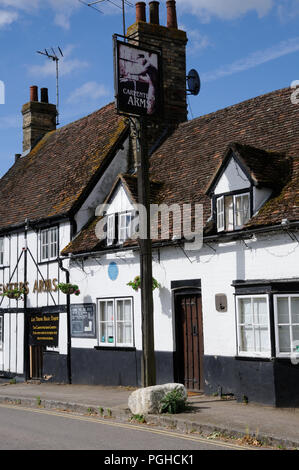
[175,291,204,391]
[29,346,43,379]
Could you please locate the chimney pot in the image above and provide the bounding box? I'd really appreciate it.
[136,2,146,22]
[166,0,178,29]
[30,86,38,102]
[149,1,160,25]
[41,88,49,104]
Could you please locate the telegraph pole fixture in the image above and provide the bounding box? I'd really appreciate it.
[37,47,63,125]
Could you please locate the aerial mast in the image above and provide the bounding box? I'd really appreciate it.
[36,47,64,126]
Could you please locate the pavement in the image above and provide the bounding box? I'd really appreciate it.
[0,380,299,449]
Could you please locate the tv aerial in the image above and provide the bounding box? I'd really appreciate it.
[187,69,201,96]
[37,47,64,125]
[79,0,134,37]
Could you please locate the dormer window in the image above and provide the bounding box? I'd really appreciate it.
[216,192,250,232]
[106,211,133,246]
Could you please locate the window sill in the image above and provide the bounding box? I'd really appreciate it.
[94,346,136,352]
[234,355,273,362]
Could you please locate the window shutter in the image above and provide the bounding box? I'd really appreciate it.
[107,214,115,246]
[217,196,225,232]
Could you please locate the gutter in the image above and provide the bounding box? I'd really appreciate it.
[61,221,299,261]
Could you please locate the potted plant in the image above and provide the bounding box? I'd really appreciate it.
[58,283,80,296]
[127,276,161,292]
[1,287,26,301]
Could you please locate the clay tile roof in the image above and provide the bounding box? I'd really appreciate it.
[0,103,127,232]
[62,87,299,255]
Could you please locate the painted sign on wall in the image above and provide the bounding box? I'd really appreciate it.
[28,313,59,347]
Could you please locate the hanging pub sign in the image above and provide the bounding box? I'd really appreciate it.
[28,313,59,347]
[114,39,162,117]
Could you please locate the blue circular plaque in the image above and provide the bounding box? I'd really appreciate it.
[108,262,119,281]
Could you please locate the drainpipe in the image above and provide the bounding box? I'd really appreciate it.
[58,257,72,385]
[23,219,29,381]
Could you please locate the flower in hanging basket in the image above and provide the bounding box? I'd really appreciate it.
[127,276,161,291]
[1,287,26,301]
[58,283,80,296]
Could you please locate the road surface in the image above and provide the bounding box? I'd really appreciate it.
[0,403,253,452]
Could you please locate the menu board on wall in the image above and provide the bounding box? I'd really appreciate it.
[29,313,59,347]
[70,304,96,338]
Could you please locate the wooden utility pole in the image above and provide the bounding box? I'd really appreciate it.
[135,117,156,388]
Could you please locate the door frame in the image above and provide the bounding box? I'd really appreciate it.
[173,286,204,391]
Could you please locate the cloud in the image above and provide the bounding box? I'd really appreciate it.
[28,45,89,78]
[176,0,273,21]
[202,36,299,82]
[0,0,80,29]
[187,29,210,54]
[67,81,110,104]
[277,0,299,22]
[0,9,18,27]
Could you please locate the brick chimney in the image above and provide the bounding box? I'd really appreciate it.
[22,86,57,153]
[127,1,188,130]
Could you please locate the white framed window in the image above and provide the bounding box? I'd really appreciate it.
[274,295,299,357]
[236,295,271,357]
[216,193,250,232]
[40,227,58,261]
[0,238,4,266]
[107,214,115,246]
[118,212,132,244]
[234,193,250,229]
[98,298,133,347]
[0,315,3,351]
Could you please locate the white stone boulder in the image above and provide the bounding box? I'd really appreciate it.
[128,383,187,415]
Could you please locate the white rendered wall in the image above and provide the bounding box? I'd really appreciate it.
[68,230,299,359]
[214,157,250,195]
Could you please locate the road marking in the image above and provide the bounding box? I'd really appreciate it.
[0,403,253,450]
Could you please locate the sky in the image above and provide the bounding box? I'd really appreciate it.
[0,0,298,176]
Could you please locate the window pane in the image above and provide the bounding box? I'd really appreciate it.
[291,298,299,324]
[255,327,270,352]
[253,298,267,325]
[117,301,124,321]
[277,298,289,324]
[240,326,254,351]
[225,196,234,231]
[278,325,291,353]
[239,299,252,324]
[235,194,250,227]
[100,322,107,343]
[124,300,131,321]
[292,325,299,344]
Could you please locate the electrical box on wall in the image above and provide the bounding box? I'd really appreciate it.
[215,294,227,312]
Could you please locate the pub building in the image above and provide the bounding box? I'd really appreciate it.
[0,1,299,407]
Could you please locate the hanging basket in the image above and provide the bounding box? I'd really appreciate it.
[1,288,26,300]
[58,283,80,296]
[127,276,161,292]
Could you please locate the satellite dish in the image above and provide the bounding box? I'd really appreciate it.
[187,69,201,96]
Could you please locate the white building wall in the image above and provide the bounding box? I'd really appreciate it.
[68,230,299,359]
[214,158,250,195]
